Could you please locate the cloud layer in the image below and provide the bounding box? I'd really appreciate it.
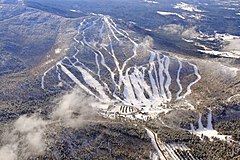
[0,88,98,160]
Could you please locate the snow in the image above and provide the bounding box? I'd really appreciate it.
[145,128,165,159]
[189,14,203,20]
[157,11,185,19]
[129,21,136,25]
[150,152,159,160]
[197,113,204,130]
[216,33,239,41]
[207,111,213,130]
[148,52,160,99]
[165,144,180,160]
[59,63,95,97]
[176,60,183,100]
[198,50,240,59]
[156,54,165,97]
[197,33,240,59]
[236,13,240,16]
[144,0,158,4]
[227,94,240,102]
[174,2,203,12]
[55,48,61,54]
[41,66,54,90]
[190,111,232,141]
[123,68,138,104]
[70,9,81,13]
[41,14,201,121]
[129,71,148,102]
[75,66,110,101]
[194,129,231,141]
[163,56,172,100]
[170,143,190,151]
[136,67,153,98]
[181,62,201,99]
[190,123,195,132]
[145,28,152,32]
[146,127,197,159]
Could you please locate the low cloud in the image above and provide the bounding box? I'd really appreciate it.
[0,114,47,160]
[161,24,199,39]
[0,88,98,159]
[52,89,97,128]
[181,27,199,39]
[0,144,17,160]
[15,115,47,154]
[137,36,154,57]
[161,24,184,35]
[141,36,154,48]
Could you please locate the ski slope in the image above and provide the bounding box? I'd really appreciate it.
[41,14,201,119]
[190,111,232,141]
[145,127,198,160]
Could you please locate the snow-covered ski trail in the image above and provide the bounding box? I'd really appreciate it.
[41,14,202,111]
[145,127,167,160]
[182,62,201,98]
[176,59,183,100]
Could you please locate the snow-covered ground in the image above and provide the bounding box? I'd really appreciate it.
[227,94,240,102]
[70,9,81,13]
[193,33,240,58]
[202,34,240,58]
[157,11,185,19]
[190,111,232,141]
[144,0,158,4]
[193,129,231,141]
[189,13,204,20]
[215,33,239,41]
[198,50,240,58]
[41,14,201,121]
[174,2,203,12]
[146,127,197,159]
[145,28,152,32]
[55,48,61,54]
